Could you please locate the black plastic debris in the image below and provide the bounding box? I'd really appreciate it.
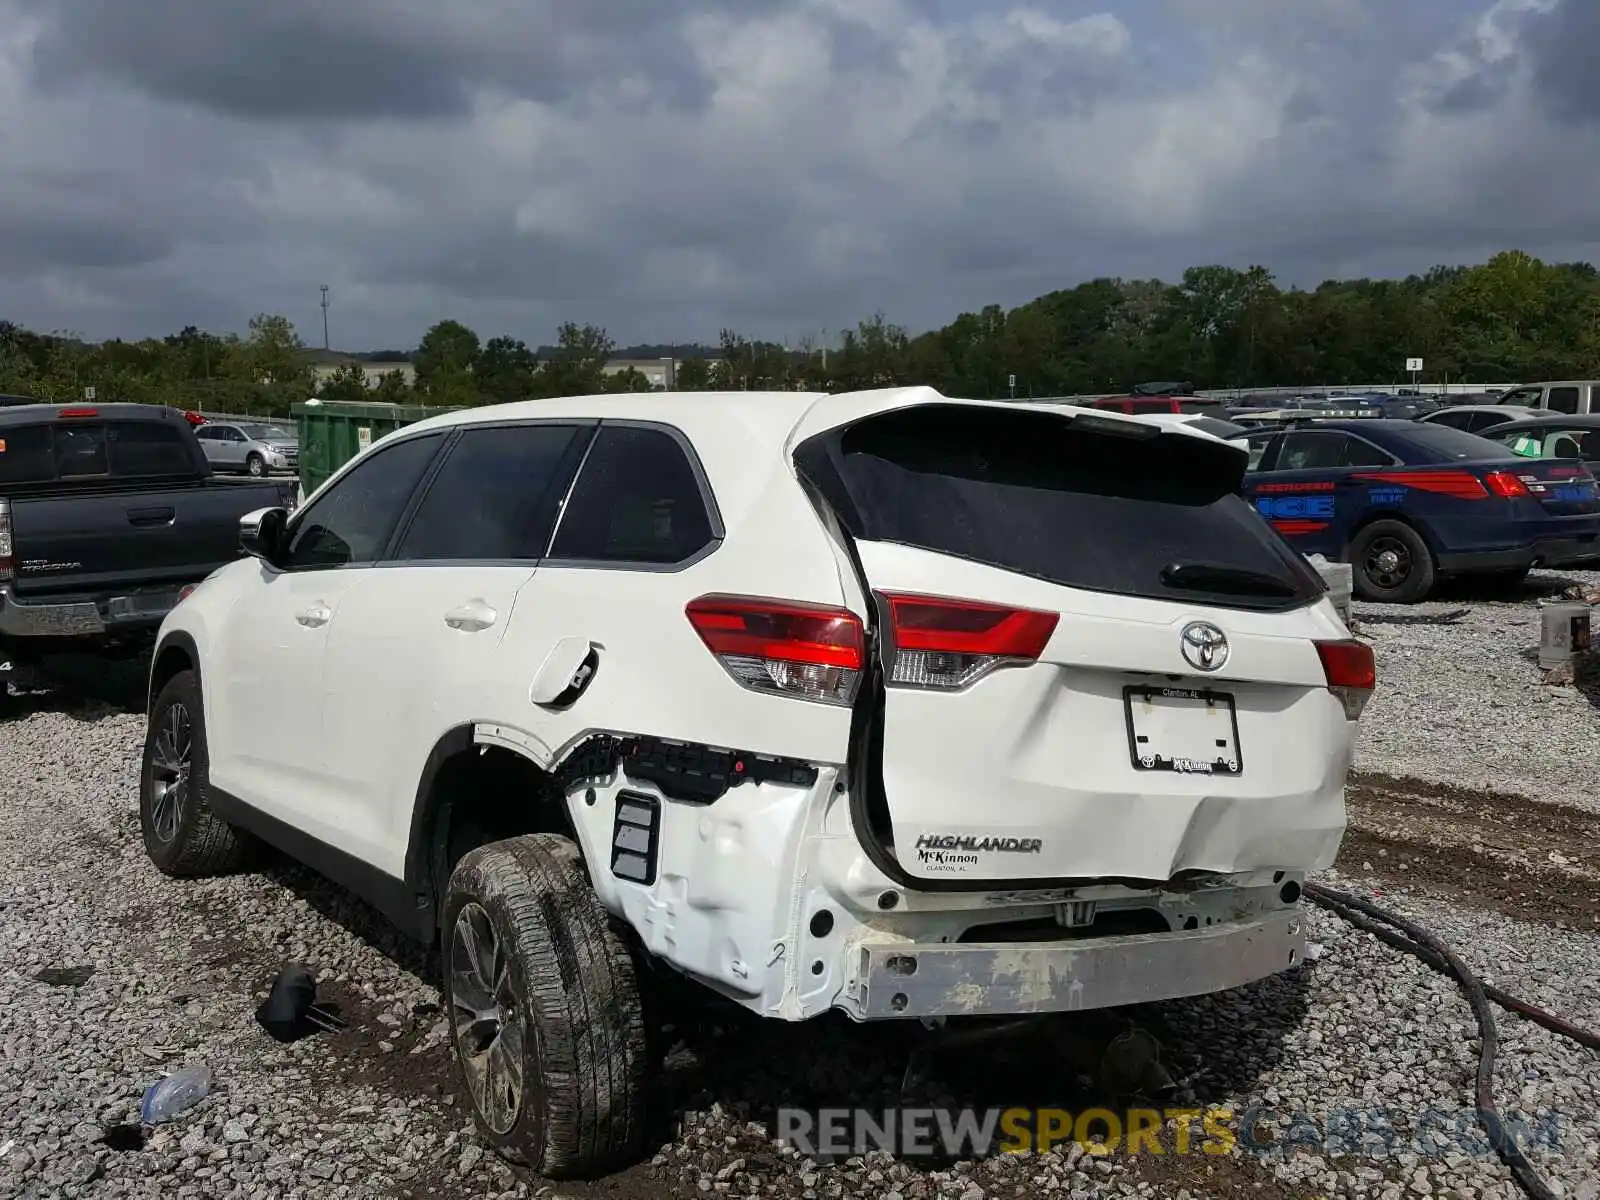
[254,965,348,1043]
[35,965,95,987]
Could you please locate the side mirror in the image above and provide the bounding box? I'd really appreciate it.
[240,506,289,566]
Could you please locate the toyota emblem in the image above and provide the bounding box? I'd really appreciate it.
[1180,621,1229,672]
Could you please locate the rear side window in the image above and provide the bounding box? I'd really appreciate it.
[0,425,57,484]
[799,405,1324,611]
[548,425,716,565]
[1548,386,1581,415]
[395,424,583,561]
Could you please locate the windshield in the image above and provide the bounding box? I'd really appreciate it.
[241,424,294,441]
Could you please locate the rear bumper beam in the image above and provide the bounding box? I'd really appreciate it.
[840,908,1306,1020]
[0,585,181,639]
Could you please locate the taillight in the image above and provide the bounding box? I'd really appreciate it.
[0,498,12,583]
[686,595,865,706]
[1315,638,1375,720]
[57,407,98,418]
[1483,470,1529,499]
[880,592,1059,690]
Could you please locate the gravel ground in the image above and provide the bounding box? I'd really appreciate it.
[4,579,1600,1200]
[1353,567,1600,814]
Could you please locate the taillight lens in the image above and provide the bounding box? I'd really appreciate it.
[1315,638,1375,720]
[1483,470,1529,499]
[686,595,865,706]
[880,592,1059,690]
[0,499,12,583]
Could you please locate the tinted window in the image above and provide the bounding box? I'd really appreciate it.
[1243,433,1277,471]
[1341,437,1392,467]
[1392,424,1514,462]
[1498,387,1542,406]
[395,424,583,561]
[194,426,220,440]
[1468,412,1514,432]
[1274,431,1385,471]
[1426,410,1473,430]
[0,424,57,484]
[282,433,444,569]
[799,405,1323,612]
[1548,387,1581,415]
[54,424,109,477]
[1501,427,1600,461]
[549,426,716,564]
[107,422,193,476]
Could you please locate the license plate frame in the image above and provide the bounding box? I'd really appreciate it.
[1123,684,1243,776]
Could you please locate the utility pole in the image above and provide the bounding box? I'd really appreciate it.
[320,285,330,351]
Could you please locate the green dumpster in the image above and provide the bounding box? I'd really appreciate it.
[292,400,462,498]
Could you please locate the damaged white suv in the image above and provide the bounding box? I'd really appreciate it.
[139,387,1371,1177]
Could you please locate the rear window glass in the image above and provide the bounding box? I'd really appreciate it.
[108,422,194,476]
[55,424,108,477]
[1391,423,1516,461]
[804,405,1324,611]
[0,418,195,482]
[0,424,57,484]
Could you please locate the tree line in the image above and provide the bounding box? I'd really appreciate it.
[1,250,1595,418]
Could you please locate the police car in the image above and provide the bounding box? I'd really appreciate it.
[1240,420,1600,602]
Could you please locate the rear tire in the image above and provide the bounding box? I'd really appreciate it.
[140,670,252,877]
[1350,520,1436,603]
[442,835,647,1179]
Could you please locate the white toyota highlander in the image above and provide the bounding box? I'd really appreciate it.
[138,387,1371,1177]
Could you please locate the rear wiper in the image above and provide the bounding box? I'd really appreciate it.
[1160,561,1298,597]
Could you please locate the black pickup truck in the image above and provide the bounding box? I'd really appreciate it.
[0,403,295,700]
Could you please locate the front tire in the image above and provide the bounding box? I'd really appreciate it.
[1350,520,1436,603]
[140,670,251,876]
[442,836,647,1179]
[246,453,266,477]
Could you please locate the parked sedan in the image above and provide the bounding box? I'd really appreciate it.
[1418,404,1538,434]
[1241,420,1600,602]
[1475,414,1600,464]
[194,421,299,476]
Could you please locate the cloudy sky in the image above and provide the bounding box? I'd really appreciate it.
[0,0,1595,351]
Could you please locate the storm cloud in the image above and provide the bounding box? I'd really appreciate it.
[0,0,1593,349]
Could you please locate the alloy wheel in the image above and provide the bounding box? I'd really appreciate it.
[450,902,527,1136]
[147,702,192,844]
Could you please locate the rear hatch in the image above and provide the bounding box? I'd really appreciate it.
[793,400,1364,887]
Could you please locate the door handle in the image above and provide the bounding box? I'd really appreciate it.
[444,600,498,632]
[127,506,176,527]
[296,604,331,628]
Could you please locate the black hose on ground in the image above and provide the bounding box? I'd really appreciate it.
[1304,882,1600,1200]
